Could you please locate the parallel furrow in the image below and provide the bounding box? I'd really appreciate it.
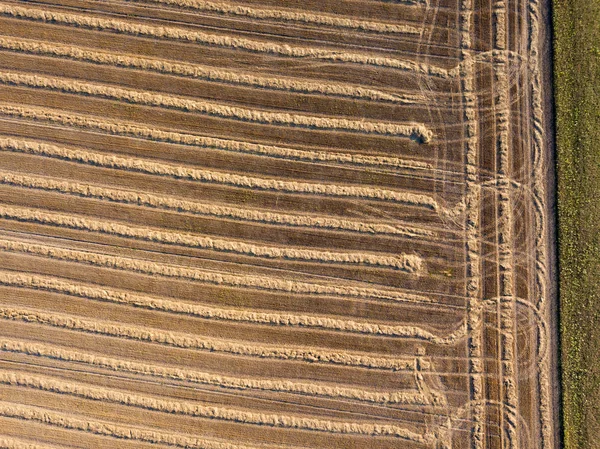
[0,437,60,449]
[0,338,440,405]
[0,269,444,347]
[0,370,435,441]
[0,401,278,449]
[0,286,422,374]
[0,237,432,303]
[0,301,458,357]
[131,0,422,34]
[0,138,440,208]
[0,3,450,76]
[0,273,424,371]
[0,203,423,272]
[0,170,433,238]
[0,102,433,171]
[0,71,434,140]
[0,37,424,104]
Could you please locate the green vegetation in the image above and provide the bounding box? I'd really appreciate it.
[553,0,600,446]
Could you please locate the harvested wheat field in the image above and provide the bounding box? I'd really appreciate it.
[0,0,558,448]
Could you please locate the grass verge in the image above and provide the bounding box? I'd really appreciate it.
[553,0,600,446]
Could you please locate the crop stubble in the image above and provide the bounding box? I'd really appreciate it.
[0,0,556,448]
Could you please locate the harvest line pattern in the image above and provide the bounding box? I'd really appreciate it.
[0,102,433,171]
[0,290,462,348]
[0,297,419,371]
[0,0,555,447]
[0,334,438,405]
[0,169,434,238]
[0,203,424,271]
[528,0,554,443]
[129,0,423,34]
[493,2,519,446]
[0,237,432,303]
[0,138,440,209]
[0,270,443,345]
[0,371,436,442]
[0,3,451,76]
[0,71,434,140]
[457,0,485,445]
[0,401,289,449]
[0,37,425,104]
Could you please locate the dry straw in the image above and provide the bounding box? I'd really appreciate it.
[0,371,435,441]
[0,299,461,349]
[528,0,553,443]
[137,0,422,34]
[0,71,434,139]
[0,238,428,302]
[493,1,518,446]
[0,270,435,344]
[0,437,61,449]
[0,337,431,405]
[0,102,433,171]
[0,170,433,238]
[458,0,485,445]
[0,138,439,207]
[0,204,423,272]
[0,4,448,76]
[0,275,418,371]
[0,37,422,103]
[0,401,270,449]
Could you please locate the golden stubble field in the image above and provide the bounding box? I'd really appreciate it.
[0,0,558,448]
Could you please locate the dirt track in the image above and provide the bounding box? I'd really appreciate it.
[0,0,557,448]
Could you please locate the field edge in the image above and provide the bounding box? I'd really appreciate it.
[553,0,600,446]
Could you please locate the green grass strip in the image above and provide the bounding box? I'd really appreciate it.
[553,0,600,446]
